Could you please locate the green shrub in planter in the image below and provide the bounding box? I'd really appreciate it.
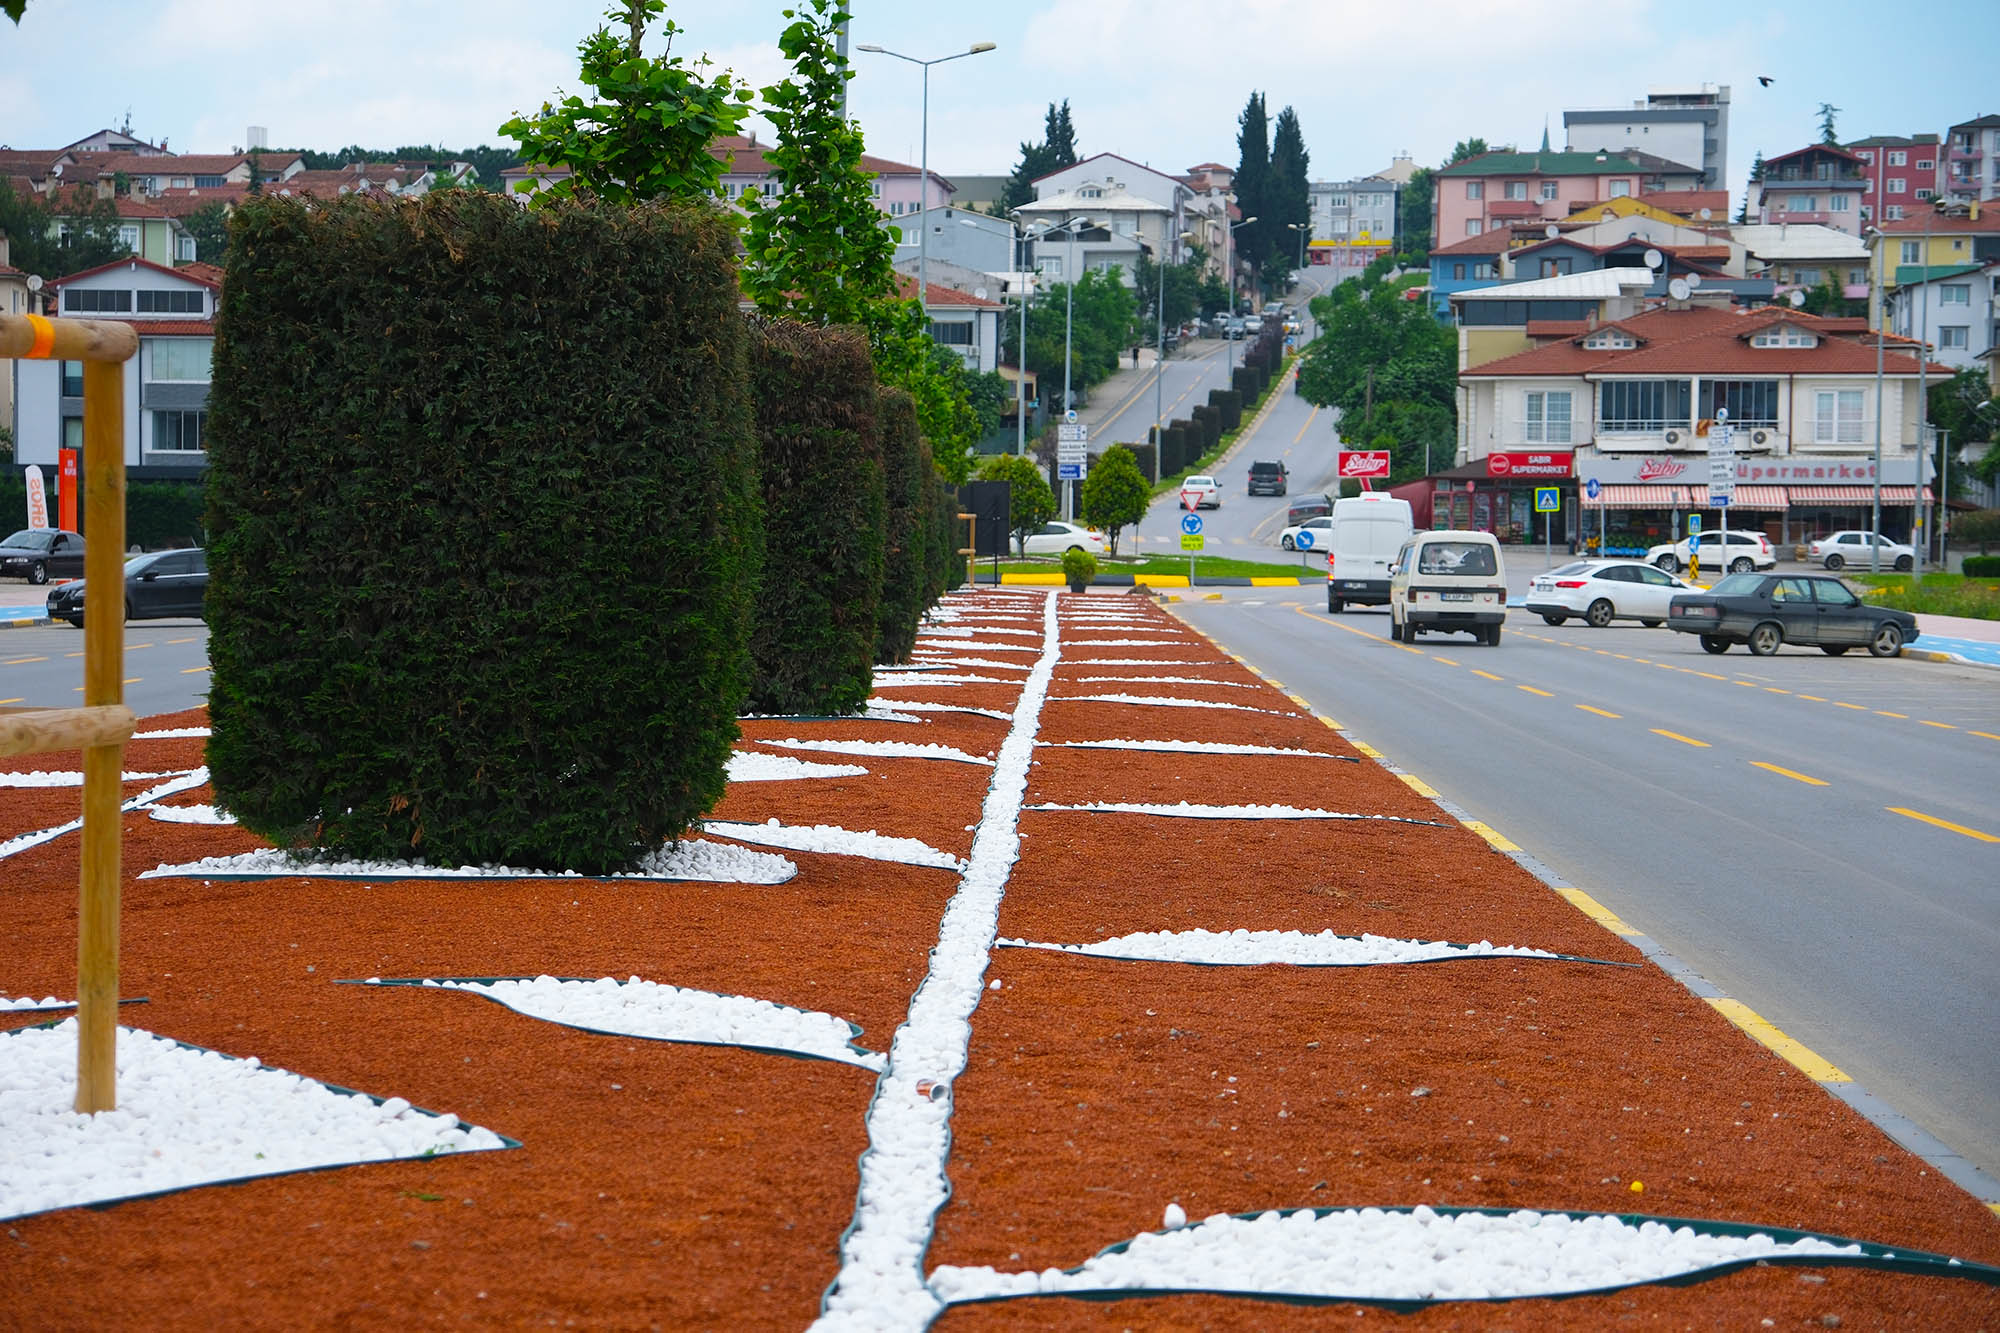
[875,387,927,665]
[923,462,958,599]
[1061,546,1098,590]
[1963,555,2000,577]
[204,191,759,875]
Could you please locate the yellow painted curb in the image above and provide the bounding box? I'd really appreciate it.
[1555,887,1643,937]
[997,573,1063,585]
[1247,577,1304,587]
[1350,739,1384,760]
[1202,592,1224,601]
[1461,820,1521,853]
[1705,998,1852,1083]
[1132,574,1192,588]
[1398,772,1440,799]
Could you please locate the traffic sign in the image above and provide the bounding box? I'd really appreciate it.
[1534,486,1560,513]
[1180,533,1205,551]
[1064,409,1078,425]
[1295,528,1316,550]
[1688,514,1702,535]
[1180,513,1204,536]
[1057,462,1084,481]
[1583,477,1601,500]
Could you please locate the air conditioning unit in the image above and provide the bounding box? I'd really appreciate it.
[1752,430,1770,445]
[1664,429,1681,443]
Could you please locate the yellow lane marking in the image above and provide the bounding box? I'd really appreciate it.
[73,679,143,691]
[1398,773,1440,799]
[1517,685,1554,697]
[1972,731,2000,743]
[1763,687,1791,695]
[1651,728,1710,748]
[1631,657,1653,664]
[1290,405,1320,444]
[1351,740,1385,759]
[0,697,23,705]
[1832,701,1866,711]
[4,655,48,665]
[1917,719,1956,730]
[128,642,154,649]
[1461,820,1520,852]
[1706,998,1851,1082]
[1556,888,1642,937]
[1889,808,2000,843]
[1576,704,1621,719]
[1875,710,1909,719]
[1470,669,1503,682]
[1796,693,1828,702]
[1611,653,1631,660]
[1433,656,1461,667]
[181,665,211,675]
[1731,680,1757,687]
[1751,762,1828,786]
[1690,670,1727,680]
[166,636,201,644]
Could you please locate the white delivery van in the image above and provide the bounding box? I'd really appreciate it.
[1326,494,1414,613]
[1387,530,1508,645]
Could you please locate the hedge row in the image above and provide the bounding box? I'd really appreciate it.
[0,475,206,549]
[1963,554,2000,577]
[875,387,927,665]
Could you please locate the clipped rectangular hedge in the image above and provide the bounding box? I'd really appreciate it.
[875,387,927,665]
[204,191,761,875]
[1128,441,1158,483]
[1963,555,2000,577]
[746,318,883,715]
[1210,388,1241,432]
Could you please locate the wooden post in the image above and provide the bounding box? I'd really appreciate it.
[959,512,975,587]
[76,355,128,1113]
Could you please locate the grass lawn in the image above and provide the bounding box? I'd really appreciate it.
[1850,570,2000,620]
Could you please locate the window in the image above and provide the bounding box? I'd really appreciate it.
[929,321,974,346]
[1751,327,1816,348]
[1582,330,1636,349]
[175,234,195,262]
[1940,283,1971,305]
[1465,219,1482,236]
[1917,159,1934,171]
[1700,380,1780,425]
[869,181,881,198]
[1850,268,1868,285]
[1330,195,1348,208]
[1041,256,1063,279]
[1453,263,1465,280]
[1598,379,1688,431]
[63,289,133,313]
[1889,178,1907,194]
[1473,262,1494,279]
[61,361,82,396]
[1859,151,1875,164]
[1608,179,1631,197]
[1901,241,1921,264]
[1417,541,1497,576]
[1540,181,1559,200]
[1504,181,1527,200]
[1889,150,1907,166]
[1524,389,1573,444]
[193,175,224,188]
[137,289,204,314]
[1787,194,1816,211]
[1887,205,1904,220]
[1830,195,1851,212]
[1940,326,1969,349]
[1466,181,1483,200]
[118,225,140,252]
[148,340,212,382]
[1813,580,1861,607]
[1813,389,1864,443]
[151,409,206,452]
[1795,268,1822,286]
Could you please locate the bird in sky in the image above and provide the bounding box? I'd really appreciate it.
[1758,76,1774,87]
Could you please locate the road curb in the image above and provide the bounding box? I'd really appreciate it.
[971,573,1304,588]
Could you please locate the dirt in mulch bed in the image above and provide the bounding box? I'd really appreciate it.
[3,596,1996,1330]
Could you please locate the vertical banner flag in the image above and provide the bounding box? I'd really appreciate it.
[24,464,50,530]
[58,448,80,532]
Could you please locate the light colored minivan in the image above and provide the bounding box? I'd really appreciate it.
[1388,530,1508,645]
[1326,494,1414,612]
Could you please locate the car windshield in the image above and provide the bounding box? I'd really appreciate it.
[1708,573,1766,596]
[2,529,55,551]
[1416,542,1497,576]
[1187,476,1214,487]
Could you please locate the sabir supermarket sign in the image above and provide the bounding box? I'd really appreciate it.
[1584,455,1922,485]
[1485,451,1572,478]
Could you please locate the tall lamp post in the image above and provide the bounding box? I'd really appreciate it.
[1152,229,1195,486]
[974,214,1051,455]
[1287,220,1309,276]
[1227,214,1258,379]
[856,40,996,305]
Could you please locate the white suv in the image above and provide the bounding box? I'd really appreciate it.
[1644,529,1775,575]
[1809,530,1914,572]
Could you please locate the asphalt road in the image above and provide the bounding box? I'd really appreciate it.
[0,620,212,719]
[1172,590,2000,1182]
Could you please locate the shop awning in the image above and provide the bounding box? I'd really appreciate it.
[1596,484,1687,508]
[1789,485,1930,504]
[1720,485,1789,509]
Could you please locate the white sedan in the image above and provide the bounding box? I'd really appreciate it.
[1179,475,1221,509]
[1643,528,1776,574]
[1809,530,1914,572]
[1021,520,1107,557]
[1279,515,1333,552]
[1524,559,1702,628]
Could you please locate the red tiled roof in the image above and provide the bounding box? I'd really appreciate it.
[65,150,305,178]
[47,254,216,289]
[1870,210,2000,234]
[129,320,216,335]
[1525,320,1591,337]
[1637,189,1729,218]
[138,185,252,217]
[1462,304,1931,379]
[1763,143,1866,168]
[176,261,226,286]
[1430,229,1515,257]
[711,135,941,186]
[894,274,1001,307]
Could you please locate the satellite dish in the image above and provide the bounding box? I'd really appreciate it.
[974,286,989,301]
[25,274,43,292]
[1544,223,1560,239]
[1644,248,1663,269]
[1685,272,1703,288]
[1788,289,1807,307]
[1699,207,1714,220]
[1668,277,1691,300]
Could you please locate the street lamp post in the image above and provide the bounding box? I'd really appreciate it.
[1868,224,1885,567]
[1152,229,1195,487]
[977,215,1051,456]
[856,40,996,306]
[1227,214,1258,380]
[1287,221,1309,276]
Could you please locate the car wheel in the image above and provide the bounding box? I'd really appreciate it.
[1066,545,1084,554]
[1700,635,1730,654]
[27,562,49,585]
[1654,554,1680,573]
[1585,598,1615,629]
[1894,555,1913,572]
[1868,622,1905,658]
[1329,597,1344,614]
[1728,557,1753,574]
[1747,622,1782,656]
[1540,613,1566,626]
[1486,624,1503,646]
[1281,535,1295,550]
[1825,553,1844,570]
[62,616,82,629]
[1821,645,1849,655]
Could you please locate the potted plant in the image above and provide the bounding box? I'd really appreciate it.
[1061,547,1098,593]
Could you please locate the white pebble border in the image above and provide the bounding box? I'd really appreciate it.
[1024,801,1438,825]
[728,752,869,782]
[0,1020,508,1223]
[702,820,966,872]
[909,656,1033,672]
[995,929,1562,967]
[756,738,994,766]
[913,641,1039,655]
[147,803,236,825]
[0,768,212,864]
[1071,676,1254,689]
[0,770,179,788]
[1072,659,1227,668]
[1066,638,1188,647]
[140,838,797,884]
[865,699,1012,721]
[1048,739,1338,758]
[366,976,886,1072]
[1050,693,1283,714]
[1,994,71,1011]
[927,1205,1866,1306]
[131,726,211,739]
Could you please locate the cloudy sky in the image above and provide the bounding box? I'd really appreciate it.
[4,0,1997,208]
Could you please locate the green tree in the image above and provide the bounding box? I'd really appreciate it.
[998,100,1079,215]
[1234,92,1271,272]
[1080,443,1149,554]
[1267,105,1310,281]
[1003,268,1137,410]
[1797,272,1863,318]
[974,452,1057,554]
[0,183,127,277]
[1818,103,1841,146]
[1398,166,1434,262]
[963,367,1010,440]
[183,200,231,264]
[1298,279,1455,428]
[1044,100,1079,170]
[1447,138,1489,166]
[1133,251,1200,333]
[498,0,754,206]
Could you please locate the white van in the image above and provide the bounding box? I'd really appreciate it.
[1326,494,1414,613]
[1387,530,1508,645]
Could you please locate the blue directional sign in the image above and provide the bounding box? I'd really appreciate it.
[1689,514,1703,535]
[1295,528,1316,549]
[1180,513,1204,536]
[1583,477,1601,500]
[1534,486,1560,513]
[1057,462,1083,481]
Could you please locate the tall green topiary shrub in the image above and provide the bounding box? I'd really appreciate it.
[745,318,884,715]
[922,463,955,603]
[875,387,928,665]
[203,191,761,875]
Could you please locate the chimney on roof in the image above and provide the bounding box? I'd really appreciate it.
[746,129,758,148]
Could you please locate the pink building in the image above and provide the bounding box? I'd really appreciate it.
[1753,144,1869,237]
[1433,149,1702,243]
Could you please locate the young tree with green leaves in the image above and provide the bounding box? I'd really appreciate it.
[0,183,127,277]
[183,200,231,264]
[1002,269,1137,407]
[498,0,755,205]
[1398,167,1434,263]
[1080,443,1149,554]
[999,100,1081,214]
[974,452,1057,554]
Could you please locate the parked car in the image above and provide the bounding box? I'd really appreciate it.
[1525,559,1702,627]
[0,528,86,585]
[1644,528,1775,575]
[1180,475,1221,509]
[1809,530,1914,572]
[46,547,209,626]
[1021,520,1106,557]
[1286,493,1333,525]
[1243,316,1265,336]
[1666,572,1918,657]
[1247,460,1289,496]
[1280,515,1333,552]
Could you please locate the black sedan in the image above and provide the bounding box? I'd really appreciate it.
[46,548,208,627]
[1667,572,1919,658]
[0,528,86,584]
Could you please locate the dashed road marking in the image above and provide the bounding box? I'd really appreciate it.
[1471,669,1503,682]
[1576,704,1621,719]
[1517,685,1554,697]
[1889,807,2000,843]
[1917,719,1956,730]
[1651,728,1709,748]
[1398,773,1440,799]
[1433,656,1461,667]
[1751,761,1828,786]
[1461,819,1520,852]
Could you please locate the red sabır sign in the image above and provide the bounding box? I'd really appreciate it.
[1486,451,1572,478]
[1338,450,1392,478]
